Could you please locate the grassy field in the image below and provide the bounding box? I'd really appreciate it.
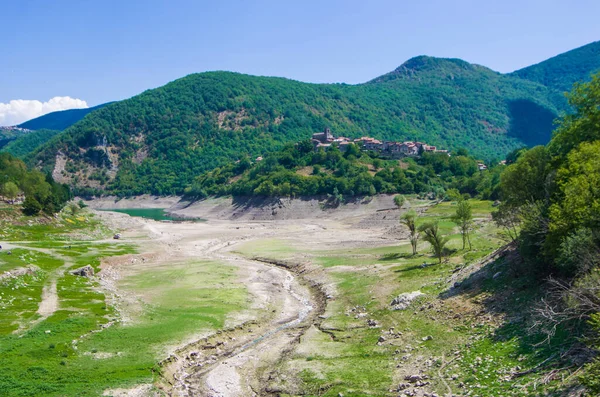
[0,204,247,396]
[236,200,568,396]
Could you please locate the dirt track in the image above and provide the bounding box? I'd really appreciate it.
[97,211,346,396]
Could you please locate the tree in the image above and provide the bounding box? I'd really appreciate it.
[492,204,520,242]
[393,194,406,209]
[400,210,419,255]
[446,188,461,202]
[451,199,473,250]
[68,202,80,215]
[500,146,552,207]
[418,221,449,263]
[550,73,600,160]
[22,196,42,216]
[1,181,19,202]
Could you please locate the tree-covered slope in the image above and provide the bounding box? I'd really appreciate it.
[31,58,569,196]
[511,40,600,92]
[1,129,62,158]
[18,103,110,131]
[186,140,503,201]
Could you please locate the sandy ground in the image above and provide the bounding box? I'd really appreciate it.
[93,196,406,397]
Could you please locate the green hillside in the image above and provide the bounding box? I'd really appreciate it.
[18,103,110,131]
[1,129,62,158]
[511,40,600,92]
[31,57,569,196]
[186,140,502,201]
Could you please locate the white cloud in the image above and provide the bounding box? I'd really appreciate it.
[0,96,88,126]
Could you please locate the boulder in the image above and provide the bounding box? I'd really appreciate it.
[390,291,425,310]
[71,265,94,278]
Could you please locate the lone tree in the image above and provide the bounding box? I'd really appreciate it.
[491,204,520,242]
[394,194,406,209]
[451,199,473,250]
[68,202,80,215]
[418,221,449,263]
[400,210,419,255]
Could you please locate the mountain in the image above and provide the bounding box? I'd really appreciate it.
[18,102,111,131]
[30,58,571,196]
[511,40,600,92]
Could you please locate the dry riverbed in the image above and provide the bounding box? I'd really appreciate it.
[1,196,569,396]
[91,196,527,397]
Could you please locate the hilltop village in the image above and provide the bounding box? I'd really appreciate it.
[311,127,449,158]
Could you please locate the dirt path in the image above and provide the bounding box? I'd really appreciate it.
[197,254,318,397]
[94,210,394,396]
[151,225,321,396]
[92,213,325,396]
[2,242,76,331]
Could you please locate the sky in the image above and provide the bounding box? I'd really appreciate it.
[1,0,599,125]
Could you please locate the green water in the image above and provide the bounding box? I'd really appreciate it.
[100,208,203,222]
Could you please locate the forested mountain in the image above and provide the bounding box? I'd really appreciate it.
[511,40,600,92]
[30,55,573,196]
[18,102,110,131]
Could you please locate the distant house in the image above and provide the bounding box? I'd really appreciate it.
[355,137,383,151]
[398,142,419,156]
[255,156,263,162]
[338,141,352,152]
[477,163,487,171]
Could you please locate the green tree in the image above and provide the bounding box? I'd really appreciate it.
[22,196,42,216]
[446,188,461,202]
[67,202,80,215]
[393,194,406,209]
[492,204,520,242]
[1,181,19,202]
[418,221,449,263]
[500,146,551,207]
[451,199,473,250]
[550,73,600,160]
[400,210,419,255]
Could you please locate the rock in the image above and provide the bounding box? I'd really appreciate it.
[422,335,433,341]
[367,319,378,327]
[390,291,425,310]
[492,271,502,279]
[405,374,424,383]
[71,265,95,278]
[378,336,386,343]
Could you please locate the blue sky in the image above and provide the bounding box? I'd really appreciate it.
[1,0,599,124]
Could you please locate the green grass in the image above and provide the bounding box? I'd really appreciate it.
[0,257,246,396]
[0,207,247,396]
[234,238,298,259]
[253,200,520,395]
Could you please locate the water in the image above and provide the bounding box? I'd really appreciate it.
[99,208,204,222]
